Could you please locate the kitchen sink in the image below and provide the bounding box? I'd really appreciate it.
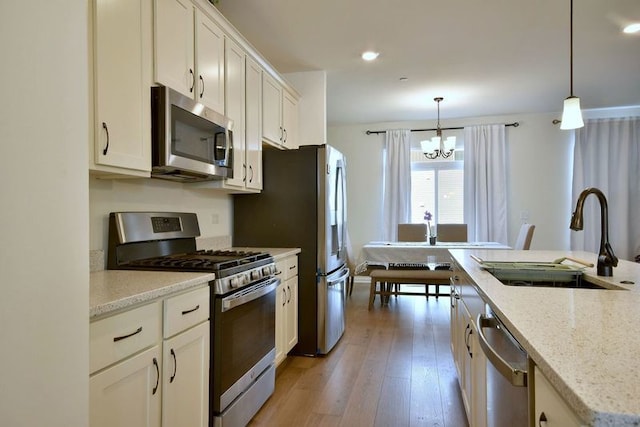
[496,277,606,289]
[477,260,627,290]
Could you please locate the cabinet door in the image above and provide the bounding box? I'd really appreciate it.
[195,10,225,112]
[162,321,210,427]
[93,0,151,173]
[262,73,282,146]
[154,0,194,98]
[459,306,472,417]
[245,56,263,191]
[224,37,246,188]
[534,367,582,427]
[469,321,487,427]
[274,279,286,366]
[282,90,299,149]
[90,346,161,427]
[285,276,298,352]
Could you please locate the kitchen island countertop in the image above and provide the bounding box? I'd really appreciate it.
[450,249,640,426]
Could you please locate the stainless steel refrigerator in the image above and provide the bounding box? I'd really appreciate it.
[233,144,349,356]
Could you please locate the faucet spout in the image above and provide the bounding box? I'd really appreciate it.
[570,187,618,276]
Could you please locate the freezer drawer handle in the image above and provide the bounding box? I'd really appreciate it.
[476,313,528,387]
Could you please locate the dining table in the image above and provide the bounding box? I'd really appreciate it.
[357,241,511,271]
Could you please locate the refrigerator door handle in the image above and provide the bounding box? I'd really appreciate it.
[334,161,346,258]
[327,268,350,286]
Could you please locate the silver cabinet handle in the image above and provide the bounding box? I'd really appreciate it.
[189,69,194,93]
[199,75,204,98]
[476,314,528,387]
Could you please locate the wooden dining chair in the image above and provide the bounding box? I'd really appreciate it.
[514,223,535,250]
[397,223,427,242]
[436,224,468,242]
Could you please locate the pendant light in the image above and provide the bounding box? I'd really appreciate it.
[560,0,584,130]
[421,97,455,159]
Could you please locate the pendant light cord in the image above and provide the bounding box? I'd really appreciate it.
[570,0,574,96]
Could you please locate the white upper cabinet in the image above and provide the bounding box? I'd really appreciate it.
[90,0,151,177]
[223,37,246,188]
[262,73,283,146]
[195,9,225,112]
[154,0,224,114]
[245,56,263,191]
[282,89,299,149]
[262,73,299,149]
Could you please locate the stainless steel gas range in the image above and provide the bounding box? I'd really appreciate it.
[107,212,278,427]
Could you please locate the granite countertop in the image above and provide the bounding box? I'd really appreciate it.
[89,247,299,319]
[90,270,215,319]
[450,249,640,427]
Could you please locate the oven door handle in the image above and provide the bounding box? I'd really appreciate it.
[222,279,279,312]
[476,314,528,387]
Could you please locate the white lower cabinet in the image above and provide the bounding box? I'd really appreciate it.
[162,322,209,427]
[534,367,582,427]
[90,285,210,427]
[450,267,487,427]
[90,345,162,427]
[275,254,299,366]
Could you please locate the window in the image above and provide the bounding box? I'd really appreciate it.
[410,149,464,224]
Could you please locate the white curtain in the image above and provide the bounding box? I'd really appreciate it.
[463,124,508,244]
[382,129,411,241]
[571,117,640,261]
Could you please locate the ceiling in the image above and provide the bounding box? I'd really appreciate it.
[216,0,640,126]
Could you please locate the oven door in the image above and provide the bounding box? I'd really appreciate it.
[211,277,278,414]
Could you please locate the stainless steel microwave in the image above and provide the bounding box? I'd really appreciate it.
[151,86,233,182]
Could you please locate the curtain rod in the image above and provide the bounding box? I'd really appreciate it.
[365,121,520,135]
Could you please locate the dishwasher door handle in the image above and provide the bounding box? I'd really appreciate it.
[476,313,528,387]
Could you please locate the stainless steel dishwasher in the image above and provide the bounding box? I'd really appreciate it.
[477,309,531,427]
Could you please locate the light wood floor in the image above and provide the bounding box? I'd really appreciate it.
[249,282,469,426]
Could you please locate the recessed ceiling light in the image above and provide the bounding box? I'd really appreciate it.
[623,23,640,34]
[361,51,379,61]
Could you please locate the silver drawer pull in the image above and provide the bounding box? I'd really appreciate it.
[113,326,142,342]
[181,304,200,315]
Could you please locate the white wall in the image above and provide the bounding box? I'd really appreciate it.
[0,2,89,426]
[329,111,577,256]
[90,178,233,250]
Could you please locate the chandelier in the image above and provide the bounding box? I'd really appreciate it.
[421,97,456,159]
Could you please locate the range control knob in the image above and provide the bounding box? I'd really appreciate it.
[262,266,271,276]
[251,270,261,280]
[229,277,239,288]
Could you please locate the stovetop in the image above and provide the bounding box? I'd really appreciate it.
[123,250,273,276]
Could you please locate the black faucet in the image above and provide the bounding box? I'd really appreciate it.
[570,187,618,276]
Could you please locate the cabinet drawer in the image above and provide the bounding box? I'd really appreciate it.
[90,301,161,374]
[163,286,210,338]
[284,256,298,279]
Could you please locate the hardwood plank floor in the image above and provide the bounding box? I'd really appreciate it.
[249,283,469,427]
